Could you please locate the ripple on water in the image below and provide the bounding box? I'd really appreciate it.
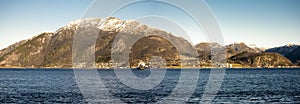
[0,68,299,103]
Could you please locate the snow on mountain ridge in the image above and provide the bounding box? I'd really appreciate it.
[57,17,140,33]
[98,17,138,32]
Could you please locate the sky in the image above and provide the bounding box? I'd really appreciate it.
[0,0,299,49]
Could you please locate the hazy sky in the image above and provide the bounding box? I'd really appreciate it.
[0,0,299,49]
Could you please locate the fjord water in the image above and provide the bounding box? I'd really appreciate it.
[0,68,299,103]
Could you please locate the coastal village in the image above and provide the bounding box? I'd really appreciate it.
[1,59,299,69]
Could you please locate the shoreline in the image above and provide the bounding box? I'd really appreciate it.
[0,67,299,69]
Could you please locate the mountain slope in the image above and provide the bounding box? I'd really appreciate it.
[0,17,296,68]
[194,42,294,67]
[195,42,262,59]
[0,33,55,67]
[228,52,293,67]
[0,39,29,58]
[0,17,196,68]
[265,44,300,64]
[194,42,222,66]
[226,42,261,58]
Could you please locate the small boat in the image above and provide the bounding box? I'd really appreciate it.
[137,61,148,70]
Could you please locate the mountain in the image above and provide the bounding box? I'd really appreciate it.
[226,42,262,58]
[0,17,196,68]
[194,42,261,60]
[194,42,293,67]
[195,42,220,61]
[0,17,296,68]
[0,39,29,58]
[228,52,293,67]
[265,44,300,64]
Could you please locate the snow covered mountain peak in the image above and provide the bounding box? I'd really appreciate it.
[65,18,101,29]
[59,17,139,33]
[98,17,137,32]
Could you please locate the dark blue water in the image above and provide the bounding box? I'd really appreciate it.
[0,68,299,103]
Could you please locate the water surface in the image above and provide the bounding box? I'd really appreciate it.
[0,68,299,103]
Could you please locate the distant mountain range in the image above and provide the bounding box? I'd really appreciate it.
[195,42,294,67]
[0,17,298,68]
[266,44,300,64]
